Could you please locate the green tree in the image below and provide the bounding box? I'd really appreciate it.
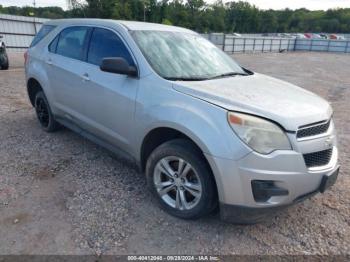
[162,18,172,25]
[2,1,350,34]
[85,0,115,18]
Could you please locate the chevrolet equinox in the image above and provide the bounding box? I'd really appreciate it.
[25,19,339,223]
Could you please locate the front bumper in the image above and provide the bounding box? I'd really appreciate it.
[220,166,339,224]
[205,145,339,223]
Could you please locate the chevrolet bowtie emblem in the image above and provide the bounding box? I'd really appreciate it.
[324,137,333,148]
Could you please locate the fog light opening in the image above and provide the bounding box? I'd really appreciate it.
[251,180,289,202]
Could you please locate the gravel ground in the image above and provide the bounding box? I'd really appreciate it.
[0,52,349,255]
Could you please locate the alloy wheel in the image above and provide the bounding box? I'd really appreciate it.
[153,156,202,211]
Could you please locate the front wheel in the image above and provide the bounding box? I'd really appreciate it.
[146,139,217,219]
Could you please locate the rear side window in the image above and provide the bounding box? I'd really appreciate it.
[56,26,89,61]
[30,25,56,47]
[87,28,134,66]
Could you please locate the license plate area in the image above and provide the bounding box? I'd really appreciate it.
[319,167,339,193]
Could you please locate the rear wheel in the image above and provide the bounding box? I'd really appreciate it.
[34,91,60,132]
[146,139,217,219]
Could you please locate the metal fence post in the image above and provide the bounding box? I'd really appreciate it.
[232,37,236,54]
[279,38,282,51]
[262,38,265,53]
[253,38,256,52]
[222,33,226,51]
[270,39,272,52]
[345,40,349,53]
[327,39,331,52]
[32,17,37,34]
[310,39,313,51]
[243,38,246,53]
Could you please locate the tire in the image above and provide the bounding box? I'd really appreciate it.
[146,139,217,219]
[0,54,9,70]
[2,61,9,70]
[34,91,60,132]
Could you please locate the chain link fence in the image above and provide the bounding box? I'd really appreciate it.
[1,14,349,54]
[202,33,350,54]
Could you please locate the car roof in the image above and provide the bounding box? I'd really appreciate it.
[45,19,195,34]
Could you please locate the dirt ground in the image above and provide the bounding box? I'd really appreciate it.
[0,52,349,255]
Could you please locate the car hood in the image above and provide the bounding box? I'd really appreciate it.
[172,73,332,131]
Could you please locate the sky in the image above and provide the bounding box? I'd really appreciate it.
[1,0,350,10]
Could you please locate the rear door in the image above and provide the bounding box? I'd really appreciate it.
[46,26,91,122]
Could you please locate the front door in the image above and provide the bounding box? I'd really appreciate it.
[78,27,139,153]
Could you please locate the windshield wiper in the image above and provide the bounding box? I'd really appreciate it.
[164,72,248,81]
[207,72,248,80]
[164,77,209,81]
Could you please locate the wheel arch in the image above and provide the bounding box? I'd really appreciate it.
[27,77,43,107]
[140,126,220,200]
[140,126,209,172]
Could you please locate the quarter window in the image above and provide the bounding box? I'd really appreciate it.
[87,28,134,66]
[48,35,59,53]
[56,26,89,61]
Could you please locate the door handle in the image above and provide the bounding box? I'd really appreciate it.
[82,73,90,81]
[46,59,53,65]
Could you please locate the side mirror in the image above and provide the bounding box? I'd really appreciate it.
[100,57,137,77]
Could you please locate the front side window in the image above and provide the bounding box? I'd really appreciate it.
[30,25,56,47]
[56,26,89,61]
[87,28,134,66]
[132,31,246,80]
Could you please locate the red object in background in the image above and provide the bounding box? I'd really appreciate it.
[329,34,337,39]
[304,33,312,38]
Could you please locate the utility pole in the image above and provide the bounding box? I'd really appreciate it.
[33,0,37,34]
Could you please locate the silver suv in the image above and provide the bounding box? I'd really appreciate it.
[25,19,339,223]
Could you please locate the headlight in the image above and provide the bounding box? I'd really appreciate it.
[227,112,291,154]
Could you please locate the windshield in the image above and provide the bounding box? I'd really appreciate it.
[131,31,246,80]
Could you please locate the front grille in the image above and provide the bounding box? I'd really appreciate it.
[297,120,331,139]
[303,148,333,168]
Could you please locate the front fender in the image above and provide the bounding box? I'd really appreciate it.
[133,80,251,162]
[133,84,252,204]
